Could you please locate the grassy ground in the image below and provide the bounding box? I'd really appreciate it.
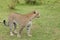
[0,0,60,40]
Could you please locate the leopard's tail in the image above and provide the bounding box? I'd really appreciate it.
[3,20,9,26]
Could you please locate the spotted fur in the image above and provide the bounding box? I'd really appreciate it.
[3,11,40,37]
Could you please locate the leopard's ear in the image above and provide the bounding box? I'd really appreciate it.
[33,11,36,14]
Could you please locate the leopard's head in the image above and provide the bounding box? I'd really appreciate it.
[33,10,40,18]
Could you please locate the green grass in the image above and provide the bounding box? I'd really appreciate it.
[0,0,60,40]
